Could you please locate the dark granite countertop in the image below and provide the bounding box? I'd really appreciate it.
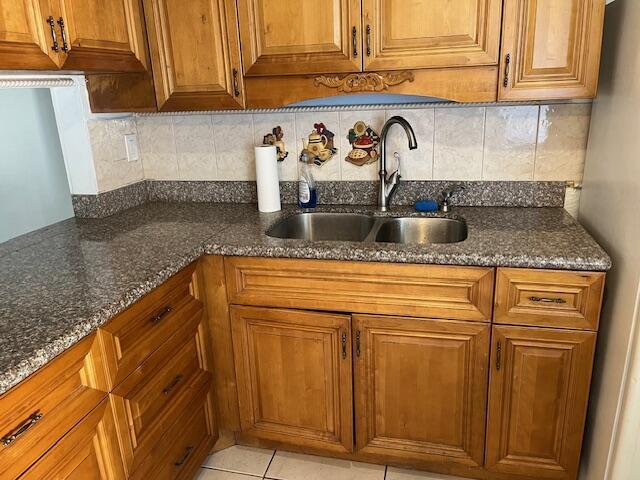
[0,202,610,395]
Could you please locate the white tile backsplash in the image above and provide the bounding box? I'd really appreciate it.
[89,104,592,191]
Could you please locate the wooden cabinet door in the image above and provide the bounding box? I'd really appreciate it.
[55,0,147,72]
[237,0,362,76]
[499,0,605,100]
[353,315,490,469]
[485,326,597,479]
[20,398,125,480]
[0,0,63,69]
[231,306,354,454]
[143,0,245,111]
[362,0,503,71]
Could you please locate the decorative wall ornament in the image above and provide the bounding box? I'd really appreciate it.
[314,71,415,93]
[302,123,338,167]
[345,121,380,166]
[262,126,288,161]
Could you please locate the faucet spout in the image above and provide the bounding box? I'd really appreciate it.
[377,116,418,211]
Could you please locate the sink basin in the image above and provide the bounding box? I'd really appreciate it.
[374,217,467,244]
[266,213,376,242]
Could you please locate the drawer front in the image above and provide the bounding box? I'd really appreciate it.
[130,381,218,480]
[111,308,212,475]
[495,268,605,330]
[98,263,203,387]
[225,257,495,322]
[19,398,125,480]
[0,336,106,480]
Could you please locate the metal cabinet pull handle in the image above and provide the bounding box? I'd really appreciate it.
[341,332,347,359]
[2,412,43,447]
[352,26,358,57]
[355,330,361,357]
[503,53,511,88]
[496,340,502,371]
[150,306,173,325]
[232,68,240,97]
[529,296,567,304]
[47,17,59,52]
[57,17,69,53]
[365,25,371,57]
[162,374,183,396]
[174,446,194,467]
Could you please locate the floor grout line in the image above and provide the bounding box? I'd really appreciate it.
[262,448,277,479]
[384,465,388,480]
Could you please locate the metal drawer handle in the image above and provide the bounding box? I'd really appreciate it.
[365,25,371,56]
[352,26,358,57]
[232,68,240,97]
[2,412,43,447]
[355,330,361,357]
[150,306,173,325]
[529,296,567,304]
[341,332,347,359]
[57,17,69,53]
[503,53,511,88]
[47,17,59,52]
[174,446,194,467]
[162,374,183,396]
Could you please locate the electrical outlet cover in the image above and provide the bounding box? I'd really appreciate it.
[124,133,140,162]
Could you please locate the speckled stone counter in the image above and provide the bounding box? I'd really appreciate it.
[0,202,610,395]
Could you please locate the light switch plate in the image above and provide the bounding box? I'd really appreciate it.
[124,133,140,162]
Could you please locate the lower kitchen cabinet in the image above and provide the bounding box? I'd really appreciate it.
[19,398,125,479]
[231,306,354,453]
[485,325,597,479]
[353,315,490,468]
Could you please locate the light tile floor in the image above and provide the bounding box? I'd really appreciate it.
[198,446,466,480]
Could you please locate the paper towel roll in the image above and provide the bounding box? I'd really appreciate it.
[254,145,281,212]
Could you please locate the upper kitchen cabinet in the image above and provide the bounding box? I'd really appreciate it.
[0,0,60,69]
[142,0,245,111]
[499,0,605,101]
[237,0,362,76]
[0,0,148,72]
[53,0,148,72]
[362,0,503,71]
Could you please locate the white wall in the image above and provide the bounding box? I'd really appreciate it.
[578,0,640,478]
[0,89,74,243]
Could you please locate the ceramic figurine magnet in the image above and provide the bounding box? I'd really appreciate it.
[262,126,288,161]
[346,121,380,166]
[302,122,338,167]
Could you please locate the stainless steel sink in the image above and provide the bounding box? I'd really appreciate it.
[265,213,376,242]
[374,217,467,244]
[266,212,467,244]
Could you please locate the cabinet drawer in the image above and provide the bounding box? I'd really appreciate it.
[19,398,125,480]
[111,308,212,475]
[0,336,106,480]
[131,380,218,480]
[98,263,203,387]
[225,257,494,322]
[495,268,605,330]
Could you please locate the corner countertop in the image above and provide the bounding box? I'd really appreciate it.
[0,202,610,395]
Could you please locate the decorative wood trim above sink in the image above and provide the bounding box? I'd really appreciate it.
[313,71,415,93]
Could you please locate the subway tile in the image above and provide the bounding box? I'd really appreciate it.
[433,108,485,180]
[384,108,434,181]
[483,106,538,181]
[339,110,386,181]
[534,104,591,182]
[213,114,255,181]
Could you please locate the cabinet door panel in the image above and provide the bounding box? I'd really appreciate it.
[231,306,353,453]
[354,315,490,468]
[238,0,362,76]
[0,0,61,69]
[363,0,502,71]
[57,0,147,72]
[143,0,244,110]
[485,326,596,479]
[499,0,605,100]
